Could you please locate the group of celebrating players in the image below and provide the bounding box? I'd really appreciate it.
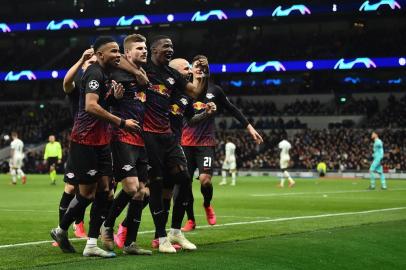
[50,33,263,258]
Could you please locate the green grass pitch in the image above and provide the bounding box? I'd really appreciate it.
[0,174,405,270]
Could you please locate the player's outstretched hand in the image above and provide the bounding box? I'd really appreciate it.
[112,80,124,99]
[124,119,141,132]
[247,124,263,144]
[81,48,94,62]
[206,102,217,114]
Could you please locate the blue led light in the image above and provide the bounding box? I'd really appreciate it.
[0,57,405,81]
[0,23,11,32]
[46,19,79,30]
[246,61,286,72]
[116,15,151,26]
[272,5,311,17]
[344,77,361,84]
[191,10,228,21]
[4,71,37,81]
[0,2,404,34]
[359,0,401,11]
[334,58,377,69]
[230,80,243,87]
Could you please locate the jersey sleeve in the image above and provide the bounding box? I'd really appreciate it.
[10,141,16,149]
[83,66,104,96]
[216,85,249,128]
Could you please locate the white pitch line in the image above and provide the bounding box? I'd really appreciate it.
[1,206,405,249]
[0,209,269,219]
[251,188,406,197]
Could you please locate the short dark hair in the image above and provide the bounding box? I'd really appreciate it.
[93,36,116,52]
[150,35,171,49]
[192,54,208,64]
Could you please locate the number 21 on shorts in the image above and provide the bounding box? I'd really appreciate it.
[203,157,212,167]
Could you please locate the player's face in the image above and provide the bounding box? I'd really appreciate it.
[97,42,121,67]
[126,41,147,65]
[177,60,192,79]
[49,136,55,142]
[154,39,174,65]
[82,55,97,71]
[371,132,377,140]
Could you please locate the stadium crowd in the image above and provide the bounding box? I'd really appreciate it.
[215,129,406,171]
[0,103,71,148]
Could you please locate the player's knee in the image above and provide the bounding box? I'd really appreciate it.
[122,177,140,196]
[199,174,212,187]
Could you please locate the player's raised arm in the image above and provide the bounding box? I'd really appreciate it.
[184,58,209,99]
[216,85,263,144]
[63,48,94,93]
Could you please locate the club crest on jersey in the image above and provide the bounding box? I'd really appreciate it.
[180,98,188,106]
[206,93,214,99]
[89,80,99,90]
[167,77,175,85]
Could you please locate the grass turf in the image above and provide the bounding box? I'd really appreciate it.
[0,174,405,269]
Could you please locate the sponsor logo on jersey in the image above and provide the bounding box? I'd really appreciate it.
[122,165,134,171]
[135,91,147,102]
[66,173,75,179]
[151,84,170,97]
[193,101,207,111]
[86,169,97,176]
[170,104,182,115]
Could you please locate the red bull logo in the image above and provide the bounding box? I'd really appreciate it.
[193,102,207,112]
[135,91,146,102]
[151,84,170,97]
[170,104,182,115]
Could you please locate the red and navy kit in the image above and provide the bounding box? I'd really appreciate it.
[169,94,194,143]
[110,68,146,146]
[109,68,148,182]
[181,83,249,147]
[182,83,249,176]
[143,62,188,134]
[71,62,114,146]
[142,61,189,180]
[68,62,114,184]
